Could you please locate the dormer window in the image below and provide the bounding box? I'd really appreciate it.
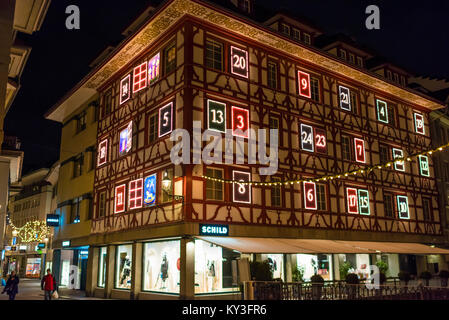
[349,53,355,64]
[280,23,290,36]
[356,57,363,68]
[340,49,347,60]
[393,73,399,83]
[292,28,301,41]
[400,76,406,86]
[386,70,392,80]
[303,33,311,45]
[238,0,251,13]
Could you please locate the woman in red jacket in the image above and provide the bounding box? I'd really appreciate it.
[41,269,57,300]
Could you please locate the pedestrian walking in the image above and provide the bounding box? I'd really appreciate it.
[1,271,19,300]
[41,269,57,300]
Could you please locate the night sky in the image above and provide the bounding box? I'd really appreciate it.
[5,0,449,175]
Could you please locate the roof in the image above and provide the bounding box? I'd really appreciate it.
[314,33,375,58]
[366,56,414,76]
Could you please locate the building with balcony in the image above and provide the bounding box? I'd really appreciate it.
[46,0,449,299]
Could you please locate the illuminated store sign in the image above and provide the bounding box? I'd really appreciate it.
[144,174,157,206]
[397,195,410,219]
[38,243,46,249]
[376,99,388,123]
[207,99,226,133]
[231,106,249,138]
[120,74,131,105]
[129,179,143,209]
[392,148,405,171]
[79,250,89,256]
[115,184,126,213]
[148,53,160,84]
[419,155,430,177]
[230,46,249,78]
[414,113,425,135]
[303,181,317,210]
[300,124,314,152]
[62,241,71,247]
[346,187,359,214]
[354,138,366,163]
[97,139,108,167]
[358,189,370,215]
[119,122,132,155]
[314,128,327,154]
[159,102,173,137]
[133,61,147,93]
[297,71,311,98]
[46,214,60,227]
[232,171,251,204]
[199,224,229,236]
[339,86,351,111]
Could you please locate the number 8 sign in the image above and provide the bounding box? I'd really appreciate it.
[303,181,317,210]
[233,171,251,203]
[230,46,249,78]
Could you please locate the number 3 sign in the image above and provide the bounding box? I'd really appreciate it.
[230,46,249,78]
[231,106,249,138]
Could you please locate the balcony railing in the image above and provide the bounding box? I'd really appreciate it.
[243,279,449,300]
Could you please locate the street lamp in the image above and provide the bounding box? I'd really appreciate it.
[162,170,171,190]
[11,229,18,237]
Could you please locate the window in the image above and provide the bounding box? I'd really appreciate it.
[350,91,358,115]
[128,179,143,209]
[356,57,363,68]
[422,198,432,221]
[386,70,392,80]
[116,244,132,289]
[267,61,278,89]
[401,76,406,86]
[98,247,107,287]
[349,53,355,64]
[98,191,106,218]
[76,112,87,133]
[387,105,396,126]
[148,112,158,143]
[70,197,81,224]
[143,240,180,293]
[394,73,399,83]
[164,42,176,74]
[238,0,250,13]
[310,77,320,102]
[90,149,96,171]
[87,198,93,220]
[205,39,223,71]
[206,168,223,201]
[445,162,449,181]
[340,49,347,60]
[271,177,281,207]
[73,155,83,178]
[303,33,311,45]
[292,28,300,41]
[161,168,174,203]
[379,145,390,164]
[103,90,112,118]
[269,116,280,144]
[384,193,394,218]
[316,184,326,211]
[280,23,290,35]
[341,136,351,161]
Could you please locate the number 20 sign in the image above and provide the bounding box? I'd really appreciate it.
[230,46,249,78]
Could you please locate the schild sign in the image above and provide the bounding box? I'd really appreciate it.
[358,189,370,215]
[392,148,405,171]
[97,139,108,167]
[231,106,249,138]
[120,74,131,105]
[419,155,430,177]
[115,184,126,214]
[128,179,143,209]
[232,171,251,204]
[414,113,425,135]
[300,124,314,152]
[314,128,327,154]
[376,99,388,123]
[397,195,410,219]
[148,53,160,84]
[354,138,366,163]
[144,174,156,206]
[303,181,317,210]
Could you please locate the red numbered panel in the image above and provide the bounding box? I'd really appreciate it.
[303,181,317,210]
[231,106,249,138]
[354,138,366,163]
[314,128,327,154]
[129,179,143,209]
[133,62,147,93]
[97,139,108,167]
[114,184,126,214]
[346,187,359,214]
[297,71,311,98]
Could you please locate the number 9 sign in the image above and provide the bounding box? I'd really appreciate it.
[298,71,311,98]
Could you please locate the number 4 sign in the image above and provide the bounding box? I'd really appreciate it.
[298,71,311,98]
[230,46,249,78]
[376,99,388,123]
[303,181,317,210]
[208,100,226,133]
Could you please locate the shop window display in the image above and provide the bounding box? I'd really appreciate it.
[265,254,284,280]
[116,245,132,289]
[296,254,333,281]
[195,240,240,294]
[98,247,107,287]
[25,258,41,278]
[142,240,180,293]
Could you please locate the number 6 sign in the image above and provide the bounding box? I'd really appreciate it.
[230,46,249,78]
[303,181,317,210]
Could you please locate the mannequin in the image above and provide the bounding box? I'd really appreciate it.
[159,253,169,289]
[120,255,131,288]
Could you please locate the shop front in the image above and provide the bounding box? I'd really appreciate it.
[53,245,89,290]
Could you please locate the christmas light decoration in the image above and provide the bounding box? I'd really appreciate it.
[201,141,449,186]
[9,220,51,243]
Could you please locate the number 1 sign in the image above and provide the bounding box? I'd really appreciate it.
[230,46,249,78]
[297,71,311,98]
[208,100,226,133]
[303,181,317,210]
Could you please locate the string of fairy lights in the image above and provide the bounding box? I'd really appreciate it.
[8,220,50,243]
[201,141,449,186]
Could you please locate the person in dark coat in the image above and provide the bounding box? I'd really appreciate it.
[41,269,57,300]
[2,271,19,300]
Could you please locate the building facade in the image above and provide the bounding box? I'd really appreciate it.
[47,0,449,299]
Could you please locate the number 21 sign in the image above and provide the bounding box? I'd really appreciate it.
[230,46,249,78]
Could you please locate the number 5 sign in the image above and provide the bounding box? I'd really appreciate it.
[233,171,251,203]
[303,181,317,210]
[159,102,173,137]
[207,100,226,133]
[230,46,249,78]
[297,71,311,98]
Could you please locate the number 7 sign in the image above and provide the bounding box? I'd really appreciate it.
[354,138,366,163]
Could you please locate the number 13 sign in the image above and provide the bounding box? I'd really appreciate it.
[303,181,317,210]
[230,46,249,78]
